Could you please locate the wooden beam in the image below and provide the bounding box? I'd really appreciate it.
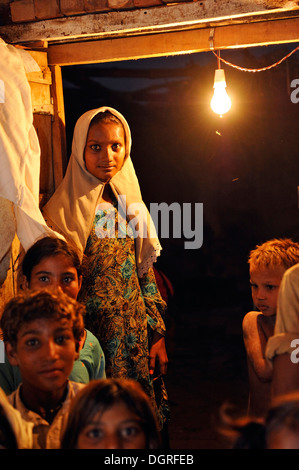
[32,103,54,114]
[47,17,299,66]
[50,65,67,190]
[0,1,299,45]
[26,70,52,85]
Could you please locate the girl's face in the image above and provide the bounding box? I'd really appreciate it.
[76,401,147,449]
[27,254,82,300]
[84,121,126,182]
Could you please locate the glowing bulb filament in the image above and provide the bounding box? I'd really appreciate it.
[210,69,232,116]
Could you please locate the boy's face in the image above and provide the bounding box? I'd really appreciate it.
[84,121,126,182]
[249,265,286,317]
[6,317,78,394]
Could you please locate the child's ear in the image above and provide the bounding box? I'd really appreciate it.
[74,340,80,360]
[20,274,30,292]
[78,275,83,293]
[5,342,19,367]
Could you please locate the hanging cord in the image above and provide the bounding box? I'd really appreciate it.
[212,45,299,73]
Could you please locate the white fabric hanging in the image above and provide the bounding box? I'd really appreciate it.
[0,39,64,259]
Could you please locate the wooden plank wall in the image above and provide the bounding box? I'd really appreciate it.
[27,50,67,205]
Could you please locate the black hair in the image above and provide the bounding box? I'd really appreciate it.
[22,236,82,282]
[89,110,124,130]
[61,378,161,449]
[1,290,85,349]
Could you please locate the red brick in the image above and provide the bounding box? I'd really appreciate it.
[10,0,35,22]
[84,0,108,12]
[60,0,86,14]
[34,0,61,19]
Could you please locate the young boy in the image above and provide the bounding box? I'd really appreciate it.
[242,238,299,418]
[0,290,86,449]
[0,236,106,396]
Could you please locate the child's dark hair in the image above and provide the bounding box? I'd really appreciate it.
[22,236,83,283]
[61,378,161,449]
[89,110,124,130]
[1,290,85,350]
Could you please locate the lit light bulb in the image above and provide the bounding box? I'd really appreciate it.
[210,68,231,116]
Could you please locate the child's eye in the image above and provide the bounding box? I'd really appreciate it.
[55,335,71,345]
[62,276,74,284]
[112,143,122,151]
[26,338,39,347]
[250,283,257,289]
[86,428,103,439]
[120,426,139,438]
[38,276,49,283]
[266,285,276,291]
[90,144,101,151]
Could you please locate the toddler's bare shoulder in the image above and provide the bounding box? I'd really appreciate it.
[242,311,260,331]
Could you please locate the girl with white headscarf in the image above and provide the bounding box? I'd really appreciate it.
[43,107,169,434]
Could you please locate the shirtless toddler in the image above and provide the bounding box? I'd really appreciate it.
[242,238,299,418]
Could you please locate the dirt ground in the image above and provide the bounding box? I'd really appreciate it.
[166,304,249,449]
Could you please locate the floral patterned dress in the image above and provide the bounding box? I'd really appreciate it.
[79,197,169,428]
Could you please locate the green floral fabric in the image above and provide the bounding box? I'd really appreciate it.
[79,199,169,428]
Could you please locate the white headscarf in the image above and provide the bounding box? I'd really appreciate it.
[43,107,161,277]
[0,39,63,253]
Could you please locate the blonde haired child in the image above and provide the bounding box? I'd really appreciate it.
[242,238,299,418]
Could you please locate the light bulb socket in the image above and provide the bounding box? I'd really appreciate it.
[213,68,226,87]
